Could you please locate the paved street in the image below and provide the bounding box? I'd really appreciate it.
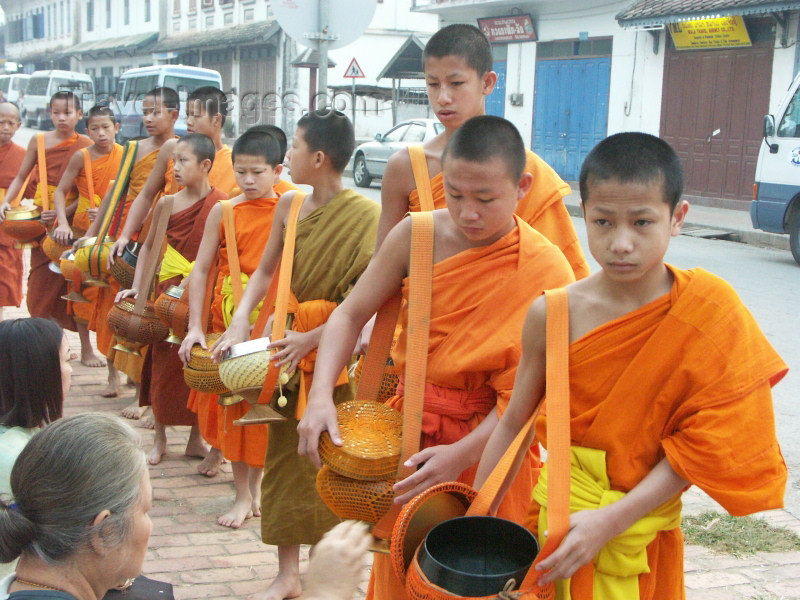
[7,124,800,598]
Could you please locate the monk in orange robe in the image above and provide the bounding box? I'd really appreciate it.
[476,132,787,600]
[180,127,297,528]
[299,116,576,600]
[82,88,179,399]
[0,102,27,319]
[0,92,91,331]
[52,106,124,370]
[118,134,225,465]
[375,24,588,280]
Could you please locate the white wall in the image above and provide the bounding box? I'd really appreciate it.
[503,41,536,143]
[3,0,75,60]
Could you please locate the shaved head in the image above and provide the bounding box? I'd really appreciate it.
[0,102,21,120]
[0,102,22,146]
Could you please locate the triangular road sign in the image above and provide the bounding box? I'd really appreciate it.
[344,58,365,78]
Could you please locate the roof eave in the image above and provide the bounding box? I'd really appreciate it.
[617,1,798,28]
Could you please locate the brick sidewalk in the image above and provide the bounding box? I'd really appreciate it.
[5,301,800,599]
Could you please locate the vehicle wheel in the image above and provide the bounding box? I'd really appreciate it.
[790,209,800,266]
[353,154,372,188]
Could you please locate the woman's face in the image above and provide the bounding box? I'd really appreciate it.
[59,335,73,399]
[117,471,153,580]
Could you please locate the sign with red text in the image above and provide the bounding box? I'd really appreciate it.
[477,14,537,44]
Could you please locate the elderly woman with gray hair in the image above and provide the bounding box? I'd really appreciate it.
[0,412,370,600]
[0,413,151,600]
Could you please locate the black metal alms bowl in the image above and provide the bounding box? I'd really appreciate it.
[418,515,539,597]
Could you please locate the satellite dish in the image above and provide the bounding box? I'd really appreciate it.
[273,0,378,50]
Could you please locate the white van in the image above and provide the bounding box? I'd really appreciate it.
[751,70,800,265]
[115,65,222,142]
[21,70,95,129]
[0,74,31,107]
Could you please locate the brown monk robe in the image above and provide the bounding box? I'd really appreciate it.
[26,133,91,330]
[139,187,229,426]
[0,141,26,310]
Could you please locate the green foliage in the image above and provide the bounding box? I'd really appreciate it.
[682,511,800,557]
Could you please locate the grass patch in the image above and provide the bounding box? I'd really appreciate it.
[682,511,800,556]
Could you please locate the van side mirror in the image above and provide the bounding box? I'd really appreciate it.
[763,114,779,154]
[374,133,383,142]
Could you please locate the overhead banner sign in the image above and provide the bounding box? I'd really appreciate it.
[477,14,537,44]
[668,16,752,50]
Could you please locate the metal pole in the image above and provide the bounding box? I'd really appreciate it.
[351,78,356,129]
[317,0,329,110]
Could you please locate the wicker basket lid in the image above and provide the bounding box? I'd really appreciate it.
[319,400,403,481]
[188,333,222,371]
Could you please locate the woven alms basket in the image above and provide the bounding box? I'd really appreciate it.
[316,465,396,523]
[154,285,185,327]
[107,297,169,346]
[187,333,222,371]
[42,235,71,263]
[352,355,402,404]
[218,345,269,395]
[318,400,402,481]
[183,366,229,395]
[109,242,139,289]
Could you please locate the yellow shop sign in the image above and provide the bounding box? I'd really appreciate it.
[669,16,752,50]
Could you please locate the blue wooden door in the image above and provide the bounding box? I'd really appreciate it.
[533,57,610,180]
[486,60,506,118]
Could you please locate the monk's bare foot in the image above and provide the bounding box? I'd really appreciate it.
[121,400,147,420]
[184,426,209,459]
[246,574,302,600]
[218,498,254,529]
[81,348,106,368]
[69,350,79,361]
[197,447,225,477]
[138,407,155,429]
[251,498,261,518]
[148,428,167,466]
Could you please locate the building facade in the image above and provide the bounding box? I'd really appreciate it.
[412,0,799,204]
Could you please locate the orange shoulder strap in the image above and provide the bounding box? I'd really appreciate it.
[408,145,435,212]
[9,171,33,208]
[220,199,243,309]
[466,288,571,588]
[81,148,97,208]
[371,211,434,541]
[36,133,49,212]
[254,191,306,404]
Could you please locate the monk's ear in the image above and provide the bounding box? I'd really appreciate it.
[202,157,212,173]
[273,164,284,185]
[481,70,497,96]
[114,122,121,134]
[516,172,533,200]
[169,109,179,123]
[670,200,689,237]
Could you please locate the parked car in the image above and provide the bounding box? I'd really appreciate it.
[115,65,223,143]
[0,73,30,107]
[353,118,444,187]
[751,70,800,265]
[21,70,95,130]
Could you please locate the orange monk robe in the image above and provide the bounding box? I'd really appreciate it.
[208,145,237,196]
[366,217,576,600]
[70,144,124,326]
[139,187,229,426]
[409,149,589,280]
[188,184,294,458]
[0,141,27,308]
[25,133,92,331]
[188,193,280,461]
[528,266,787,600]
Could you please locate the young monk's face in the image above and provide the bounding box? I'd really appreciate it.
[86,115,119,150]
[0,106,21,145]
[286,127,318,185]
[142,96,178,137]
[424,55,496,131]
[583,178,688,282]
[233,154,279,200]
[172,141,210,187]
[49,99,82,133]
[443,155,530,246]
[186,100,220,136]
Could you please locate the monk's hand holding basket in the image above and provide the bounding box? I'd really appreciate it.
[53,223,73,246]
[179,326,207,365]
[40,209,56,227]
[107,235,130,268]
[115,287,138,303]
[0,201,10,222]
[297,390,342,469]
[209,315,250,362]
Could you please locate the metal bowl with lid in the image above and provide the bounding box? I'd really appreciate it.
[1,205,45,248]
